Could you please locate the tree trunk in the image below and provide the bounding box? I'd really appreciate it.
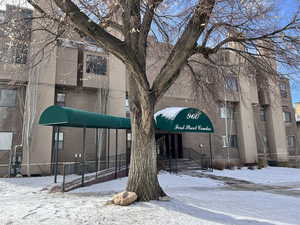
[126,107,166,201]
[126,79,166,201]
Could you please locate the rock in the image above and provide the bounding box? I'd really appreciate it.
[104,200,114,206]
[159,195,171,201]
[112,191,137,206]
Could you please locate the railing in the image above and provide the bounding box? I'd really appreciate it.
[0,152,130,191]
[158,158,179,174]
[186,148,213,171]
[61,153,129,192]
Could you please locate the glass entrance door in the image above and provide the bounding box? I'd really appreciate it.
[156,133,183,159]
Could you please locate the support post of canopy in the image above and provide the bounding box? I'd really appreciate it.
[168,134,172,173]
[95,128,99,178]
[81,127,86,187]
[107,128,110,168]
[115,129,118,179]
[54,126,60,183]
[209,133,213,172]
[125,130,129,176]
[174,135,178,174]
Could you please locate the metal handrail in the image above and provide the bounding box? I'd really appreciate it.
[186,148,213,171]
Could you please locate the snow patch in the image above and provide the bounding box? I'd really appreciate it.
[154,107,187,121]
[2,169,300,224]
[70,172,223,194]
[58,38,105,53]
[208,167,300,186]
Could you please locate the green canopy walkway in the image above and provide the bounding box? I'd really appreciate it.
[39,105,215,184]
[39,106,214,133]
[39,105,130,129]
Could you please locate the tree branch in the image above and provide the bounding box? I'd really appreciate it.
[28,0,150,92]
[138,1,163,57]
[152,0,216,101]
[52,0,128,61]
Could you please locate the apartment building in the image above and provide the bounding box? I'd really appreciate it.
[296,103,300,149]
[0,4,299,176]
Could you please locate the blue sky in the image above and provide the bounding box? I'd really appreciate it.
[279,0,300,104]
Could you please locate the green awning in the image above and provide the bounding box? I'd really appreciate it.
[40,106,214,133]
[39,105,131,129]
[154,107,214,133]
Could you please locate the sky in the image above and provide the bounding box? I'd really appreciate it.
[0,0,299,103]
[277,0,300,104]
[0,0,32,10]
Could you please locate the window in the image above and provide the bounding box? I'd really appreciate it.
[0,41,28,64]
[225,76,238,91]
[0,12,5,24]
[0,89,16,107]
[287,136,296,148]
[125,92,130,118]
[56,93,65,106]
[86,54,107,75]
[220,103,234,119]
[54,132,64,151]
[0,132,13,151]
[84,36,97,44]
[15,43,28,64]
[262,136,269,147]
[283,111,292,123]
[222,135,238,148]
[279,81,288,97]
[260,107,267,121]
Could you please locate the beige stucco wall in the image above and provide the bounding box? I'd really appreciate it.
[56,47,78,86]
[295,103,300,121]
[106,53,127,158]
[21,4,58,174]
[265,79,288,162]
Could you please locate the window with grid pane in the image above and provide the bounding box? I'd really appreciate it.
[225,76,238,91]
[0,89,16,107]
[86,55,107,75]
[282,111,292,122]
[287,136,296,148]
[220,103,234,119]
[222,135,238,148]
[54,132,64,151]
[279,81,288,97]
[56,93,65,106]
[260,107,267,121]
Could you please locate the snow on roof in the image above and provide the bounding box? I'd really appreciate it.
[58,38,105,53]
[154,107,188,120]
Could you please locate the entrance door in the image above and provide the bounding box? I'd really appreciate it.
[155,133,183,159]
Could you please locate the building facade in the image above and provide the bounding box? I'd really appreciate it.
[296,102,300,153]
[0,4,299,176]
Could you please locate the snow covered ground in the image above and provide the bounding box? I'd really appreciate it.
[208,167,300,186]
[1,168,300,225]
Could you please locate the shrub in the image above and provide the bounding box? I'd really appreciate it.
[257,158,267,169]
[213,160,225,170]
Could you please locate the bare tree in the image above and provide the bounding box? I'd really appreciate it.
[14,0,300,200]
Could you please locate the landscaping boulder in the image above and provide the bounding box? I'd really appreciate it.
[112,191,137,206]
[159,195,171,201]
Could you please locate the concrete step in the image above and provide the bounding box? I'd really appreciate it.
[160,158,208,171]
